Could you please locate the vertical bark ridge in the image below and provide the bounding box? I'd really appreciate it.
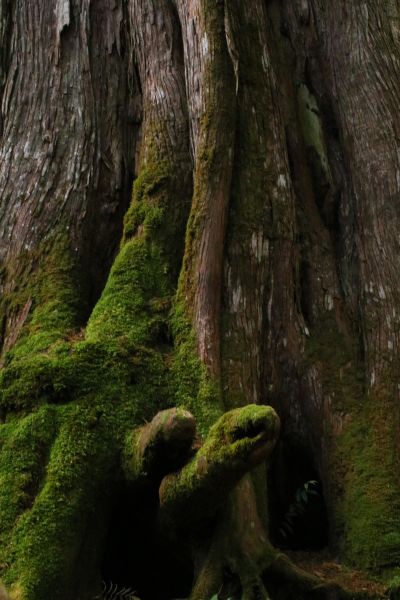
[216,6,301,593]
[0,0,11,137]
[175,0,236,376]
[221,0,297,413]
[87,0,192,345]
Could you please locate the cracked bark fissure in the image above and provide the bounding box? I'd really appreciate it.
[0,1,399,599]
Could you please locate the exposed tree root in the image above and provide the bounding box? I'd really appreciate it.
[123,406,362,600]
[124,407,198,485]
[158,405,280,528]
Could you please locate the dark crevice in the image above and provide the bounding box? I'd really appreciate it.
[219,569,242,600]
[302,60,345,239]
[268,439,329,551]
[170,0,185,71]
[101,484,193,600]
[298,258,313,327]
[79,4,143,317]
[170,0,196,180]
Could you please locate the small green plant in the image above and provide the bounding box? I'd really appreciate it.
[93,581,140,600]
[279,480,319,540]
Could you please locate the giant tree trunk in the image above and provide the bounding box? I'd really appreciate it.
[0,1,399,599]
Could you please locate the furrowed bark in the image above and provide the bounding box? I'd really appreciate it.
[0,0,11,137]
[0,0,136,357]
[0,1,399,598]
[221,0,297,412]
[268,0,400,573]
[309,1,400,569]
[175,0,236,376]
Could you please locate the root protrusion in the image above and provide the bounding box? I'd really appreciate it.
[123,407,197,484]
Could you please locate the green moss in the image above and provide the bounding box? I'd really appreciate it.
[11,398,123,594]
[0,406,59,565]
[203,404,279,459]
[297,84,331,183]
[0,335,168,598]
[169,298,222,437]
[5,401,123,598]
[160,405,279,525]
[0,161,181,413]
[122,407,197,485]
[123,164,170,242]
[123,160,189,280]
[2,236,84,354]
[86,240,171,346]
[0,142,197,597]
[338,394,400,571]
[304,314,400,572]
[0,235,88,412]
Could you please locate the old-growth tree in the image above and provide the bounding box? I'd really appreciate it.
[0,1,399,599]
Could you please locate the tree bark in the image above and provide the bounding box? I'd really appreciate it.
[0,1,399,599]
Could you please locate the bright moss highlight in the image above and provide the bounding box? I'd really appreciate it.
[0,159,190,598]
[0,235,87,413]
[170,298,222,437]
[86,240,172,347]
[297,83,332,185]
[0,333,169,598]
[159,404,280,528]
[1,235,85,354]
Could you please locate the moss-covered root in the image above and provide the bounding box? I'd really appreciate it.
[188,518,274,600]
[189,538,351,600]
[123,407,197,484]
[189,535,267,600]
[264,552,351,599]
[189,543,224,600]
[191,563,271,600]
[159,405,280,528]
[241,581,271,600]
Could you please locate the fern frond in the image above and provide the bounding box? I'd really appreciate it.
[93,581,139,600]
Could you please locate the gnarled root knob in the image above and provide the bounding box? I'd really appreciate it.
[159,404,280,529]
[123,407,198,484]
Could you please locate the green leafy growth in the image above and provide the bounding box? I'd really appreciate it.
[0,161,184,598]
[279,480,318,540]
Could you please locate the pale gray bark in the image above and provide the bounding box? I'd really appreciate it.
[0,0,138,352]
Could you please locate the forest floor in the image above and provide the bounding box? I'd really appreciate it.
[288,551,391,599]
